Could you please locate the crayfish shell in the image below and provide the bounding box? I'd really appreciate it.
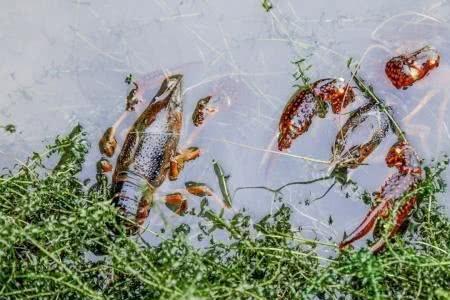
[277,78,355,151]
[331,103,389,169]
[385,46,440,89]
[278,88,316,151]
[192,96,212,127]
[377,171,422,202]
[99,127,117,157]
[339,140,424,252]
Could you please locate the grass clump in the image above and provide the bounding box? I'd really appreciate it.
[0,126,449,299]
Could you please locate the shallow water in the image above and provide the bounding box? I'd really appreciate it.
[1,1,449,251]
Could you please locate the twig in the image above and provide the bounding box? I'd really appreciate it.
[234,175,332,197]
[347,59,407,143]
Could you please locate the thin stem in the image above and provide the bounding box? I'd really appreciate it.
[234,175,332,197]
[348,61,407,143]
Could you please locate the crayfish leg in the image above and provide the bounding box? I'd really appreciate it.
[169,158,184,181]
[164,192,188,215]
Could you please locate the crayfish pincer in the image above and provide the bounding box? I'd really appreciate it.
[277,78,355,151]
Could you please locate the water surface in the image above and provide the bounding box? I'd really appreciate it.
[1,1,449,251]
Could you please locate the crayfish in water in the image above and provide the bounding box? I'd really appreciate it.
[339,141,424,252]
[97,74,205,232]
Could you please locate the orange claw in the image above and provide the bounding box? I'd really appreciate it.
[369,196,417,252]
[385,46,440,89]
[185,181,213,197]
[277,79,354,151]
[385,141,422,175]
[339,173,421,252]
[99,127,117,157]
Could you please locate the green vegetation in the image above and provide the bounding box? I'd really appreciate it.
[347,58,407,143]
[261,0,273,12]
[0,125,449,299]
[1,124,16,134]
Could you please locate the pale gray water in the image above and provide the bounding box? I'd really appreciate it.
[1,1,449,251]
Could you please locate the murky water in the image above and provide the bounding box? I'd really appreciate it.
[1,1,449,251]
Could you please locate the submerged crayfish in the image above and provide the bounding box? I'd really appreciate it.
[98,75,204,232]
[340,141,423,252]
[192,96,217,127]
[336,46,440,250]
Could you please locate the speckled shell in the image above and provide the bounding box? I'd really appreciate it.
[332,103,389,169]
[312,78,355,113]
[277,78,354,151]
[367,170,422,253]
[377,141,423,202]
[113,75,183,188]
[278,88,316,151]
[112,75,183,229]
[385,46,440,89]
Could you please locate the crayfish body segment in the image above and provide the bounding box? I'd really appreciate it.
[278,88,317,151]
[99,127,118,157]
[192,96,216,127]
[312,78,355,113]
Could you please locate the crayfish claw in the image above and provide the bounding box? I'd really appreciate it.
[339,199,390,250]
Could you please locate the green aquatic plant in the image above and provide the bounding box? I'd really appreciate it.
[261,0,273,12]
[124,74,133,85]
[0,126,449,299]
[292,57,313,89]
[1,124,16,134]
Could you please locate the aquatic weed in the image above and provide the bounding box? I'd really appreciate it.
[0,126,448,299]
